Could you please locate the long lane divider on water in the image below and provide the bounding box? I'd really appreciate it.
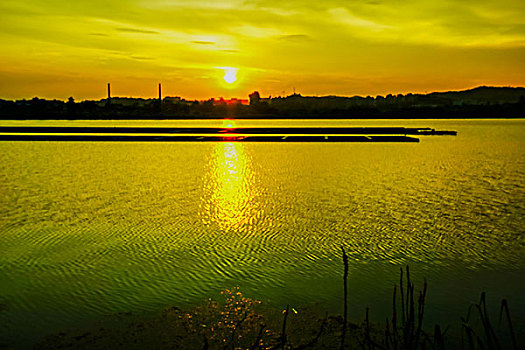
[0,126,457,142]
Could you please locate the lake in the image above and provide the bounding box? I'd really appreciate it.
[0,119,524,348]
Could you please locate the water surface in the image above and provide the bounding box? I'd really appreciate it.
[1,119,524,348]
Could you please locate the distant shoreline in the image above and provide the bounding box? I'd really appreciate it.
[1,86,523,120]
[1,116,524,121]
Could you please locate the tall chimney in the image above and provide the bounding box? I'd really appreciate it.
[158,83,162,101]
[107,83,111,101]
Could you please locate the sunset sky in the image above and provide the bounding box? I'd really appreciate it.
[1,0,524,100]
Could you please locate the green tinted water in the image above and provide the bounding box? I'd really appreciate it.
[0,119,524,348]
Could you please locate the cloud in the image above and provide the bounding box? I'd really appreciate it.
[130,55,154,61]
[277,34,312,42]
[0,0,524,99]
[139,0,247,11]
[231,25,283,38]
[116,27,159,35]
[219,49,240,55]
[329,7,392,31]
[190,40,216,45]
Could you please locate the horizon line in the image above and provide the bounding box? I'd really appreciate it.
[1,84,524,103]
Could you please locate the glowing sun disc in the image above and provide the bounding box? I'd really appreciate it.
[222,68,238,84]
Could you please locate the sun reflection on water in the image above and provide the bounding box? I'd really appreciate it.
[201,142,259,232]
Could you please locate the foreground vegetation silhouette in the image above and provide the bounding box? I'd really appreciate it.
[33,247,520,350]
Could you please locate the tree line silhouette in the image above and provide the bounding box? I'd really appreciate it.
[1,86,523,119]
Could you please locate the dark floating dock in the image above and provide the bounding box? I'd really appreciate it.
[0,126,456,142]
[0,135,420,142]
[0,126,457,135]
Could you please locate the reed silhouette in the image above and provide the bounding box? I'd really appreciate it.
[32,252,520,350]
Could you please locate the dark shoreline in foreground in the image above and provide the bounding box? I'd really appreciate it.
[30,266,521,350]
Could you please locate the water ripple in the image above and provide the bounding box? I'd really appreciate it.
[0,121,524,348]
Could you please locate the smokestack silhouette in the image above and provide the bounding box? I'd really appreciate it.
[107,83,111,101]
[159,83,162,101]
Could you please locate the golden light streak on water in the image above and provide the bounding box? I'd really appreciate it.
[201,142,258,232]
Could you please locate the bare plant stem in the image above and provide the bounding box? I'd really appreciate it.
[500,299,517,350]
[281,305,289,350]
[341,246,349,350]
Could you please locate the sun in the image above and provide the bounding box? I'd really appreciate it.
[222,67,238,84]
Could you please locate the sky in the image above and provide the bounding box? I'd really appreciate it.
[1,0,524,100]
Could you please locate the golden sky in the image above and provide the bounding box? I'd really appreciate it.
[1,0,524,100]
